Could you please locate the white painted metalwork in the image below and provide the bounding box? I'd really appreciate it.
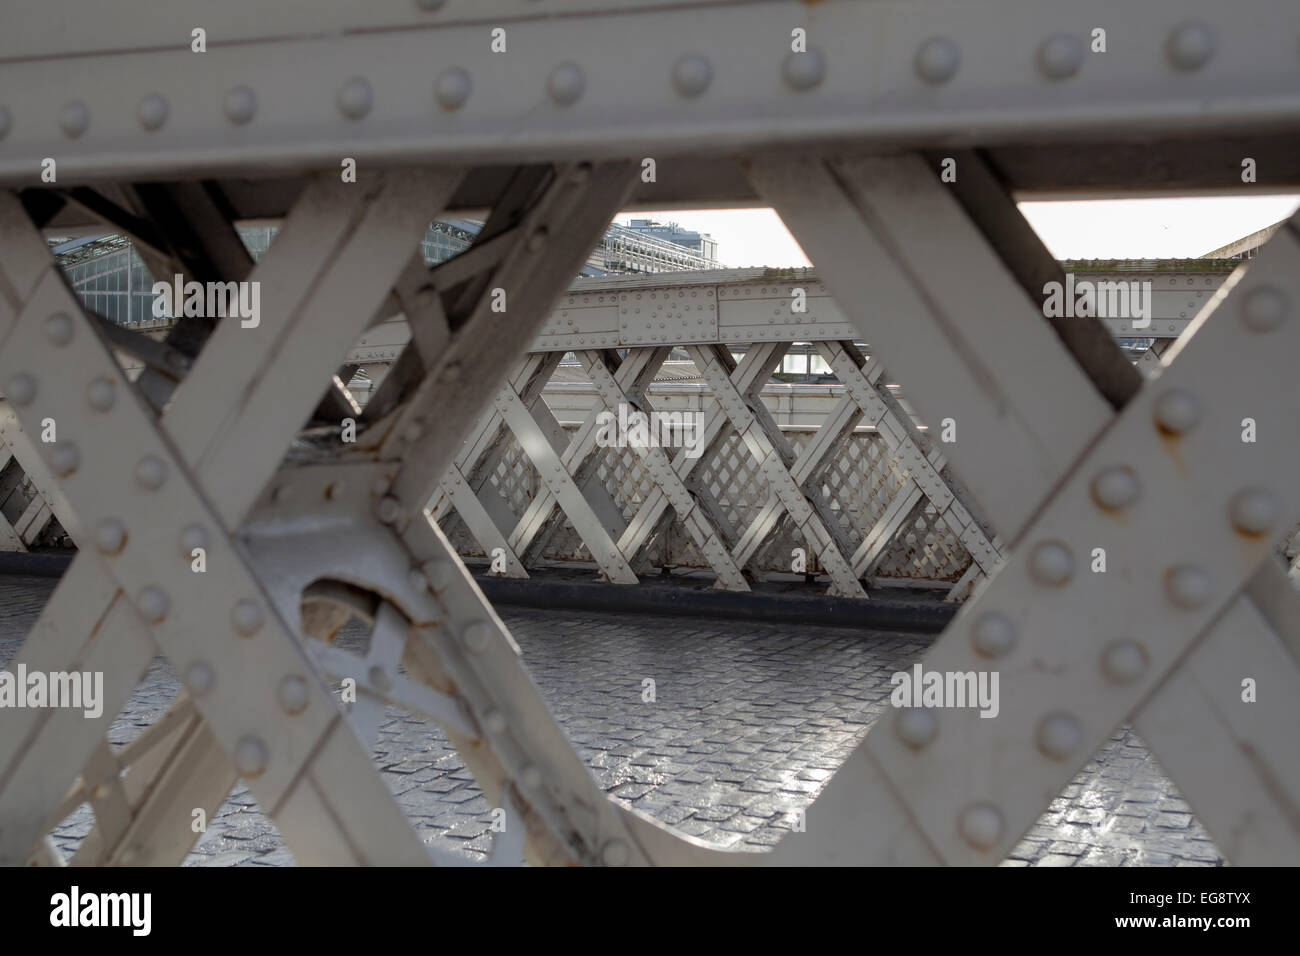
[1,0,1298,868]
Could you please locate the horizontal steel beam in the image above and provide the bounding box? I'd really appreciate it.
[2,1,1298,190]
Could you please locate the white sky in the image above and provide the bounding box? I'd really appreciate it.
[617,195,1300,267]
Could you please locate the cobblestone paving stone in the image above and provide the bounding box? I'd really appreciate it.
[0,575,1223,866]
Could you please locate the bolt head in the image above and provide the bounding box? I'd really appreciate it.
[136,586,170,624]
[435,67,472,111]
[1165,564,1212,609]
[547,62,586,105]
[137,93,169,131]
[424,559,454,591]
[49,443,80,477]
[180,523,210,556]
[44,312,75,346]
[337,77,374,119]
[1153,389,1201,435]
[233,736,269,777]
[278,675,310,715]
[7,373,36,406]
[1241,285,1288,333]
[483,708,508,734]
[223,86,257,124]
[232,599,264,636]
[782,48,826,91]
[914,37,960,85]
[600,839,629,866]
[1037,34,1083,80]
[135,454,167,490]
[1166,21,1215,72]
[671,54,713,98]
[463,621,491,652]
[59,101,90,138]
[86,377,115,411]
[376,495,402,524]
[958,803,1004,850]
[971,611,1017,658]
[408,567,431,593]
[95,518,127,555]
[1229,487,1281,536]
[895,708,938,749]
[1101,639,1148,684]
[1036,712,1082,760]
[184,661,215,696]
[1091,465,1141,510]
[1029,541,1073,586]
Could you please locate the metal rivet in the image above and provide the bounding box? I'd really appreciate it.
[44,312,74,346]
[137,93,169,131]
[782,48,826,91]
[971,611,1016,658]
[337,77,374,119]
[483,709,508,734]
[914,37,960,85]
[895,708,938,749]
[1241,285,1288,332]
[527,229,548,252]
[671,53,713,97]
[1036,711,1082,760]
[7,373,36,406]
[136,586,170,624]
[376,496,402,524]
[1153,389,1200,435]
[404,567,430,594]
[184,661,215,696]
[403,422,423,443]
[1036,34,1083,80]
[1166,21,1215,72]
[223,86,257,124]
[86,377,115,411]
[463,621,491,652]
[1029,541,1073,585]
[1101,639,1148,684]
[435,67,472,111]
[232,599,264,636]
[233,737,269,777]
[59,101,90,138]
[50,443,80,477]
[1166,564,1212,609]
[958,803,1004,850]
[0,106,10,140]
[547,62,586,105]
[1091,465,1140,510]
[424,559,454,591]
[180,523,209,557]
[601,840,629,866]
[521,765,543,789]
[278,675,310,715]
[135,454,167,490]
[1229,487,1281,536]
[95,518,126,555]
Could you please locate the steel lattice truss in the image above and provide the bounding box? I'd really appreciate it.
[1,0,1299,865]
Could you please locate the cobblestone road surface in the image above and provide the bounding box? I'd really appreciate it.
[0,575,1221,866]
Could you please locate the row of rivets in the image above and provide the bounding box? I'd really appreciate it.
[4,20,1231,144]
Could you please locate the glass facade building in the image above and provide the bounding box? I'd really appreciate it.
[54,217,720,327]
